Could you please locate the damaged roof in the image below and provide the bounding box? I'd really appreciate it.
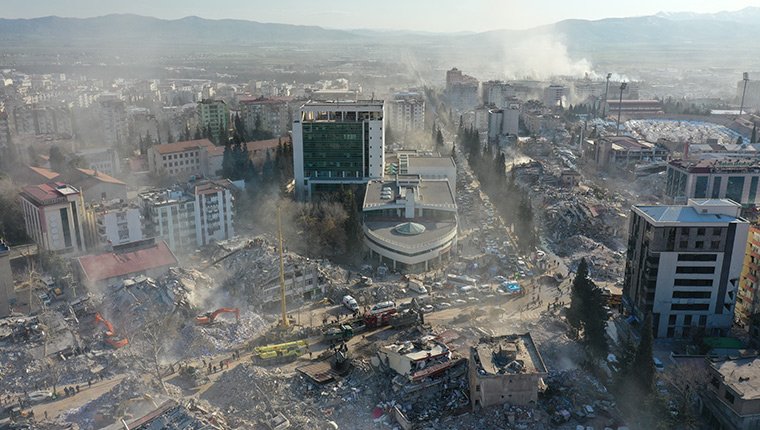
[77,240,178,283]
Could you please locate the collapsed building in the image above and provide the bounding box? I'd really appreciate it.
[469,333,548,409]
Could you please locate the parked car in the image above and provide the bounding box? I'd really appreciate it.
[436,302,452,310]
[342,295,359,311]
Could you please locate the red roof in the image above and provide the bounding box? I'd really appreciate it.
[74,168,126,185]
[77,241,178,283]
[20,183,79,205]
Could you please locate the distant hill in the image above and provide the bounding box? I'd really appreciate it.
[0,11,758,64]
[0,14,358,46]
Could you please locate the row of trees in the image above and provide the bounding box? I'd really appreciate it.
[456,122,538,251]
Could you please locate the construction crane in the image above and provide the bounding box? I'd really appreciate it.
[278,206,289,328]
[94,312,129,348]
[195,307,240,325]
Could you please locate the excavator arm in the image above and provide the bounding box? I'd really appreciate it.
[94,312,129,348]
[195,307,240,325]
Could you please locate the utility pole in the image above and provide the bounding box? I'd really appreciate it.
[740,72,750,116]
[277,206,289,328]
[616,82,627,136]
[602,73,612,117]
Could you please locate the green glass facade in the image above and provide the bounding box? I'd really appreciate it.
[302,122,365,179]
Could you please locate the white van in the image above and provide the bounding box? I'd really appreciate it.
[408,279,428,294]
[342,295,359,311]
[369,301,396,315]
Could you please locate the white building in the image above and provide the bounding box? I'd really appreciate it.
[482,81,517,108]
[20,183,87,254]
[387,92,425,133]
[362,176,457,272]
[139,180,236,252]
[13,105,73,136]
[395,151,457,193]
[487,104,520,145]
[292,100,385,200]
[623,199,750,338]
[194,179,235,247]
[84,200,143,249]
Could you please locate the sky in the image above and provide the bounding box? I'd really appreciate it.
[3,0,760,32]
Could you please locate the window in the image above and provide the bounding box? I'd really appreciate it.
[711,241,721,250]
[725,390,736,404]
[676,266,715,274]
[678,254,717,262]
[669,315,677,325]
[697,228,706,236]
[695,241,704,249]
[672,291,711,299]
[713,228,722,235]
[674,279,713,287]
[679,240,688,248]
[671,303,710,311]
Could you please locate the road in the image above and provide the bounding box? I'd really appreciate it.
[30,374,127,422]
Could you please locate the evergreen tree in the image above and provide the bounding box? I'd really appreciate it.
[631,313,656,395]
[167,132,175,144]
[234,113,247,142]
[737,136,744,145]
[436,128,444,147]
[194,126,202,140]
[49,146,66,173]
[752,123,757,144]
[567,258,590,333]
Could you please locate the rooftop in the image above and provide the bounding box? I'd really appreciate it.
[712,357,760,400]
[381,336,450,362]
[407,156,456,170]
[472,333,547,377]
[74,168,126,186]
[601,136,657,151]
[634,199,744,225]
[27,165,61,181]
[77,240,178,283]
[151,139,215,155]
[364,179,456,210]
[20,183,79,206]
[669,157,760,173]
[194,179,236,195]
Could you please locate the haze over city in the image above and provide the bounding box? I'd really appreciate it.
[1,1,760,430]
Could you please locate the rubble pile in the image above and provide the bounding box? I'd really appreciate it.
[201,363,343,429]
[58,377,151,430]
[170,310,269,357]
[554,235,624,282]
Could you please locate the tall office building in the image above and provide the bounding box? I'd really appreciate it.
[292,100,385,200]
[19,183,87,254]
[623,199,749,338]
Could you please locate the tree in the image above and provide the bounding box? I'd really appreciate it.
[0,178,29,244]
[127,317,170,394]
[631,312,656,395]
[436,128,444,148]
[752,123,757,144]
[737,136,744,145]
[567,258,589,333]
[194,126,202,140]
[49,146,66,172]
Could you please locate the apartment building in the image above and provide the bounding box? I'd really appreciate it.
[238,96,290,137]
[623,199,749,338]
[386,92,425,133]
[83,200,143,250]
[198,99,229,143]
[194,179,235,247]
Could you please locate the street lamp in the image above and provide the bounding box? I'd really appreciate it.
[740,72,750,116]
[602,73,612,117]
[616,82,627,136]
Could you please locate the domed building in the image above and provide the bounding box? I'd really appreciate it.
[362,176,458,272]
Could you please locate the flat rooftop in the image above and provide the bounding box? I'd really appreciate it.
[407,156,456,169]
[712,357,760,400]
[364,179,456,209]
[602,136,656,151]
[669,157,760,172]
[634,199,744,225]
[472,333,547,376]
[381,336,449,362]
[364,220,457,249]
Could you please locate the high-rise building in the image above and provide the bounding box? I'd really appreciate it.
[20,183,87,254]
[100,99,128,151]
[445,68,479,111]
[198,99,229,144]
[623,199,749,338]
[83,200,144,250]
[194,179,235,247]
[0,108,14,170]
[292,100,385,200]
[487,104,520,145]
[238,97,290,137]
[387,92,425,133]
[482,81,517,108]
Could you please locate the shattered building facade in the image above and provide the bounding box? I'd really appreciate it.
[468,333,548,409]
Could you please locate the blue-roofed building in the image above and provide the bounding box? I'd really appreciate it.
[623,199,750,338]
